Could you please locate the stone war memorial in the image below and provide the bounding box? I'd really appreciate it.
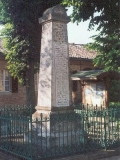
[31,5,83,148]
[33,5,71,114]
[35,4,71,114]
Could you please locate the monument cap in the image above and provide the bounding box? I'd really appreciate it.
[39,5,70,24]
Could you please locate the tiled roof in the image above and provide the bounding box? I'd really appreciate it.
[69,43,97,59]
[71,70,104,80]
[0,40,97,60]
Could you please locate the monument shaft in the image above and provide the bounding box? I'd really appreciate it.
[37,5,71,111]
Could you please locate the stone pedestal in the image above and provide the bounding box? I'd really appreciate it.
[31,112,84,149]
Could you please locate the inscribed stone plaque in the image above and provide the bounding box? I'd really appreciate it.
[54,42,69,107]
[53,22,67,43]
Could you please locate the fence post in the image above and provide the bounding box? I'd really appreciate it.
[81,111,85,151]
[30,107,33,160]
[104,110,107,151]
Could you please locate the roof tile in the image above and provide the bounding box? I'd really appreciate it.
[69,43,97,59]
[0,39,97,60]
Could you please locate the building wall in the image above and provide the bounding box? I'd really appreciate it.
[70,60,95,105]
[0,57,94,107]
[70,60,94,72]
[0,58,27,107]
[0,85,26,107]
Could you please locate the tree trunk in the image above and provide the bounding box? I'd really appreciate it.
[104,78,110,108]
[26,61,36,112]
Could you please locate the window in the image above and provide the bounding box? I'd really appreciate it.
[0,70,10,92]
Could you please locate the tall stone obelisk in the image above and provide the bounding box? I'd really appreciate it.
[35,5,71,114]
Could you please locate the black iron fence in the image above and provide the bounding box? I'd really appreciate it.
[0,106,32,160]
[0,105,120,160]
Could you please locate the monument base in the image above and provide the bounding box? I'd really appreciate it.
[24,110,86,149]
[35,105,74,113]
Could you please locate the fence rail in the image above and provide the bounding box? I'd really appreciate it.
[0,105,120,160]
[0,106,33,160]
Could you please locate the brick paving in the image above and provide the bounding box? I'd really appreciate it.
[0,148,120,160]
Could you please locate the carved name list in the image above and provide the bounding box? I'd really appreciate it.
[53,22,69,107]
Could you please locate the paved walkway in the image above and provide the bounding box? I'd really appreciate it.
[0,148,120,160]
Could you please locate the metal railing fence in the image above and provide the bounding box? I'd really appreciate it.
[0,106,33,160]
[0,105,120,159]
[75,107,120,151]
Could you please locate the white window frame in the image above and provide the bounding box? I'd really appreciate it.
[0,70,10,92]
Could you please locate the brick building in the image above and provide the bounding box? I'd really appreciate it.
[0,40,26,106]
[0,40,97,107]
[69,44,97,104]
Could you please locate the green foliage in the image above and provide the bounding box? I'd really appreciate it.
[109,80,120,102]
[0,0,62,84]
[62,0,119,31]
[0,0,62,106]
[68,0,120,71]
[109,102,120,108]
[0,23,25,83]
[88,32,120,71]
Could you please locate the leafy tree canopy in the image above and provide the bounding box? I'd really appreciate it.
[62,0,119,32]
[0,0,62,107]
[88,32,120,71]
[0,0,62,83]
[62,0,120,71]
